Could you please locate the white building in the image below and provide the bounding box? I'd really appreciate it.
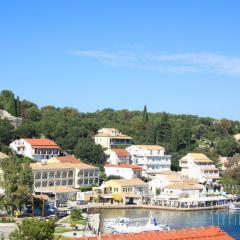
[30,160,99,190]
[126,145,171,175]
[179,153,220,184]
[10,138,60,161]
[162,182,204,198]
[104,163,142,179]
[105,148,130,164]
[148,171,182,196]
[94,128,133,149]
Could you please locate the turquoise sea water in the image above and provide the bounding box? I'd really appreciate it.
[93,209,240,239]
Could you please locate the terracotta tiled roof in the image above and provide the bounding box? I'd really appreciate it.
[166,182,204,190]
[71,226,233,240]
[23,138,60,149]
[35,186,79,193]
[189,153,213,163]
[55,156,81,164]
[104,163,142,171]
[111,148,129,157]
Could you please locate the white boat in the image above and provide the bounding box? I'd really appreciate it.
[104,214,170,234]
[229,203,240,210]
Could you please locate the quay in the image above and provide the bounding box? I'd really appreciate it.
[78,202,229,211]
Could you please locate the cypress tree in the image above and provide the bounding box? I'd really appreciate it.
[16,96,21,117]
[7,94,17,116]
[143,105,149,124]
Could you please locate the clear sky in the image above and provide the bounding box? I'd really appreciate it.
[0,0,240,120]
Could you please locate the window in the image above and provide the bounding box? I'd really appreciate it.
[55,171,61,178]
[62,180,67,186]
[68,179,73,186]
[94,178,98,184]
[35,182,41,188]
[49,172,54,179]
[78,171,83,177]
[42,149,46,154]
[42,181,47,187]
[56,180,61,186]
[89,170,94,177]
[48,181,54,187]
[53,149,58,154]
[128,188,132,192]
[68,171,73,177]
[35,172,41,179]
[94,170,99,176]
[84,179,88,185]
[42,172,48,179]
[114,188,118,192]
[47,149,52,154]
[84,171,88,177]
[89,178,93,185]
[78,179,83,185]
[62,171,67,178]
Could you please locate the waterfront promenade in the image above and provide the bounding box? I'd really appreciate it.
[78,202,229,211]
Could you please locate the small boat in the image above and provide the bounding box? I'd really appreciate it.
[229,203,240,210]
[104,214,170,234]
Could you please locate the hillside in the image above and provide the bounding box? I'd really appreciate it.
[0,89,240,169]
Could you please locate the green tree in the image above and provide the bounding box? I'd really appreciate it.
[7,93,17,116]
[143,105,149,126]
[1,156,33,215]
[74,138,105,165]
[216,136,240,157]
[70,208,82,221]
[9,218,56,240]
[0,119,14,145]
[15,96,21,117]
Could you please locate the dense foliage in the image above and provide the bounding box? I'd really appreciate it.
[0,156,33,215]
[0,90,240,170]
[9,218,56,240]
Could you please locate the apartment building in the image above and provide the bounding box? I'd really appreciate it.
[94,128,133,149]
[105,148,130,164]
[97,178,148,204]
[179,153,220,184]
[30,160,99,191]
[10,138,60,161]
[104,163,142,179]
[126,145,171,175]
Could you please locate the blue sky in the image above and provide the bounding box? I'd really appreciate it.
[0,0,240,120]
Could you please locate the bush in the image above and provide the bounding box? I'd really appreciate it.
[70,208,82,221]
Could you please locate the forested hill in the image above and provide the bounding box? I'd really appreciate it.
[0,89,240,169]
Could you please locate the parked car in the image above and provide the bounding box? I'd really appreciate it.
[77,200,87,205]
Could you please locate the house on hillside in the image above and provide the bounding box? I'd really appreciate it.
[179,153,220,184]
[126,145,171,175]
[94,128,133,149]
[10,138,60,161]
[105,148,130,164]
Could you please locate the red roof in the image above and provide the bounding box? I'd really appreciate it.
[23,138,60,149]
[111,148,129,157]
[55,156,81,164]
[70,226,233,240]
[104,163,142,171]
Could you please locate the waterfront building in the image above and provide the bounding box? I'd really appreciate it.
[10,138,60,161]
[72,226,233,240]
[179,153,220,184]
[126,145,171,175]
[104,163,143,179]
[95,178,148,204]
[30,160,99,191]
[148,171,182,196]
[105,148,130,164]
[94,128,133,149]
[162,181,204,198]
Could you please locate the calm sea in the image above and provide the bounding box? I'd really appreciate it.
[93,208,240,240]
